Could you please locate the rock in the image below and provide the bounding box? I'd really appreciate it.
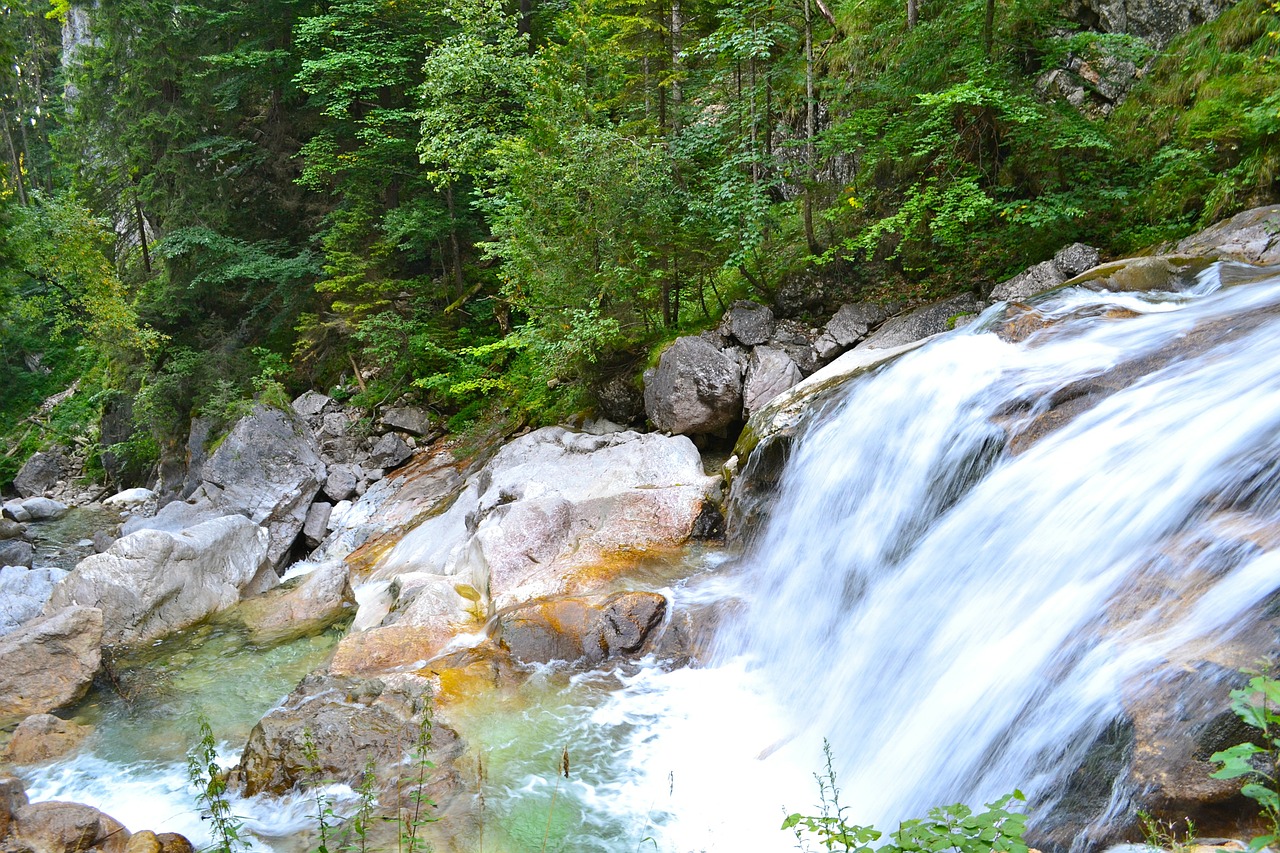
[722,300,776,346]
[322,464,362,503]
[815,302,892,359]
[859,293,987,350]
[44,516,272,647]
[1072,256,1210,294]
[179,416,215,501]
[643,336,743,435]
[14,452,66,499]
[302,501,332,548]
[0,519,23,540]
[2,501,32,523]
[237,560,354,645]
[0,540,35,570]
[594,374,645,425]
[1054,242,1102,278]
[291,390,334,420]
[991,260,1067,303]
[368,433,412,470]
[0,774,28,840]
[1066,0,1235,48]
[329,623,452,677]
[90,532,115,554]
[0,566,68,636]
[743,347,804,418]
[102,488,154,508]
[0,607,102,723]
[497,592,667,666]
[10,801,130,853]
[19,498,69,522]
[4,714,92,764]
[237,673,462,802]
[1175,205,1280,266]
[380,407,432,437]
[374,426,720,614]
[121,830,192,853]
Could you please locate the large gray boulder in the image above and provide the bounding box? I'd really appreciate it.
[0,566,68,636]
[1175,205,1280,265]
[45,515,273,647]
[743,347,804,418]
[859,293,988,350]
[13,451,66,499]
[236,559,354,644]
[722,300,776,346]
[125,405,326,570]
[0,540,35,570]
[813,302,893,360]
[1067,0,1234,48]
[0,606,102,723]
[991,243,1102,303]
[19,498,69,522]
[644,336,744,434]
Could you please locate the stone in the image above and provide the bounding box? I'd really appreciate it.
[4,714,92,764]
[380,406,432,436]
[14,452,65,499]
[329,622,452,677]
[821,302,892,351]
[990,260,1067,303]
[0,540,34,571]
[0,566,68,636]
[0,775,28,841]
[367,433,412,470]
[291,390,334,420]
[237,673,462,802]
[3,501,32,523]
[1053,242,1102,278]
[859,293,987,350]
[102,488,154,508]
[643,336,743,435]
[237,560,355,645]
[123,831,161,853]
[11,801,130,853]
[19,498,69,522]
[90,532,115,554]
[322,464,362,503]
[302,501,332,548]
[1067,0,1235,48]
[45,516,272,647]
[593,374,645,425]
[743,347,804,418]
[721,300,776,346]
[497,591,667,667]
[0,607,102,723]
[0,519,23,540]
[180,417,215,501]
[1175,205,1280,266]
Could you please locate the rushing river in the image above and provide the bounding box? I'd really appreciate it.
[15,262,1280,852]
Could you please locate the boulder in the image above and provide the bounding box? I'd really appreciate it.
[237,673,462,802]
[1175,205,1280,266]
[0,775,28,840]
[237,560,354,645]
[0,566,69,636]
[19,498,69,522]
[743,347,804,418]
[813,302,894,360]
[10,801,130,853]
[859,293,987,350]
[2,501,32,523]
[122,831,193,853]
[1067,0,1235,48]
[380,407,432,437]
[4,714,93,765]
[643,336,743,435]
[302,501,332,548]
[497,592,667,666]
[0,519,23,540]
[0,607,102,722]
[291,390,334,420]
[722,300,776,346]
[45,516,273,647]
[0,540,34,570]
[322,464,362,503]
[1054,242,1102,278]
[102,489,154,508]
[991,244,1103,303]
[329,623,453,677]
[14,452,66,499]
[594,374,645,425]
[368,433,412,470]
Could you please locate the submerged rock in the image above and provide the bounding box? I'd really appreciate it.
[0,607,102,723]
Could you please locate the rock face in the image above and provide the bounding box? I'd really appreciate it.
[4,714,93,765]
[990,243,1102,303]
[45,516,272,647]
[0,607,102,722]
[643,336,744,434]
[1067,0,1235,48]
[859,293,987,350]
[0,567,69,636]
[374,427,719,614]
[743,347,804,418]
[237,673,462,802]
[497,592,668,666]
[9,801,130,853]
[236,560,354,644]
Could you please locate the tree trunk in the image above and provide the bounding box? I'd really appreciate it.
[446,183,465,300]
[134,193,152,274]
[984,0,995,57]
[907,0,918,28]
[670,0,682,133]
[804,0,819,254]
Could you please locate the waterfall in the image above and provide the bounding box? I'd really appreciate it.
[592,264,1280,851]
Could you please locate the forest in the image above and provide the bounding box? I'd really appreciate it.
[1,0,1278,487]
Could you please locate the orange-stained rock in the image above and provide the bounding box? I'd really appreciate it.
[329,624,452,677]
[12,801,130,853]
[497,591,667,666]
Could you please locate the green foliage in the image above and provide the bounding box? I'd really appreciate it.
[187,718,248,853]
[1211,673,1280,851]
[398,708,438,853]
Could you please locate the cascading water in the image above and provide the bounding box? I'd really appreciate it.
[495,263,1280,852]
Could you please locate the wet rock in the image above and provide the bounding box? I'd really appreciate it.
[238,673,462,802]
[18,499,69,522]
[722,300,776,346]
[643,336,743,435]
[4,714,92,765]
[0,541,34,570]
[10,801,130,853]
[329,623,453,677]
[237,560,354,645]
[45,516,272,647]
[322,464,361,503]
[302,502,332,548]
[1175,205,1280,266]
[0,566,68,635]
[743,347,804,418]
[380,407,432,437]
[120,830,193,853]
[14,452,66,499]
[498,592,667,667]
[368,433,412,470]
[859,293,987,350]
[0,607,102,723]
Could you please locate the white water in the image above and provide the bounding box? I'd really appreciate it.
[528,264,1280,851]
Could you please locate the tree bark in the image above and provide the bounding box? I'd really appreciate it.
[984,0,995,57]
[670,0,682,133]
[907,0,918,28]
